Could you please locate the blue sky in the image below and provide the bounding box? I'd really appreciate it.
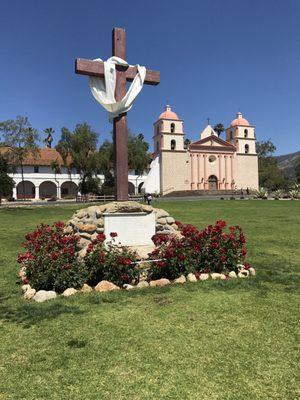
[0,0,299,155]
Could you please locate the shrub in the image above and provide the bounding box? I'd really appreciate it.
[18,222,87,293]
[84,233,139,287]
[149,220,247,280]
[273,189,283,200]
[255,187,268,199]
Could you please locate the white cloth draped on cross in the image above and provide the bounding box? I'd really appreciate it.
[88,56,146,122]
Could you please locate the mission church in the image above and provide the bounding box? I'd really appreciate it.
[4,105,258,200]
[143,106,259,195]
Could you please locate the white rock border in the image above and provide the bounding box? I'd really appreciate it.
[21,266,255,302]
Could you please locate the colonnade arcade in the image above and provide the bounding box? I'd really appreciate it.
[14,180,78,199]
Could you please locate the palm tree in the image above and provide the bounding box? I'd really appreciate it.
[213,123,225,137]
[44,127,54,148]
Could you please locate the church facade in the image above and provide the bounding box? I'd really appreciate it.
[144,106,259,195]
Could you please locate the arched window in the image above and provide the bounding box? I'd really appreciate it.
[170,123,175,133]
[171,139,176,150]
[244,129,248,138]
[245,144,249,154]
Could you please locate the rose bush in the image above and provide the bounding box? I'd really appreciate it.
[84,233,139,286]
[149,220,248,280]
[18,222,87,293]
[18,219,250,292]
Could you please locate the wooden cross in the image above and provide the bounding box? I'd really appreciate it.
[75,27,160,201]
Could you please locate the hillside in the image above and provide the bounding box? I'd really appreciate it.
[275,151,300,179]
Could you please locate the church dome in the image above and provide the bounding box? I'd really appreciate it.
[159,105,179,120]
[231,112,250,127]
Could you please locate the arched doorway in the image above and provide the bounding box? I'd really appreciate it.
[208,175,218,190]
[61,181,78,198]
[39,181,57,198]
[128,182,135,195]
[17,181,35,199]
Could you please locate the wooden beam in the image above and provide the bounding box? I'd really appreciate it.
[75,58,160,85]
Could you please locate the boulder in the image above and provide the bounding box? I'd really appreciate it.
[149,278,171,287]
[63,225,73,234]
[123,284,135,290]
[166,217,175,224]
[157,217,167,225]
[211,273,222,280]
[187,273,197,282]
[23,288,36,299]
[155,209,170,219]
[94,280,120,292]
[80,232,92,240]
[228,271,237,278]
[174,275,186,284]
[75,209,88,219]
[81,283,93,293]
[238,270,249,278]
[76,223,97,234]
[220,274,227,280]
[249,267,256,276]
[136,281,149,289]
[33,290,57,303]
[62,288,78,297]
[21,284,31,293]
[199,273,210,281]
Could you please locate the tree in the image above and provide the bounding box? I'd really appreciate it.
[295,157,300,184]
[128,133,151,176]
[56,123,98,194]
[213,123,225,137]
[256,139,284,190]
[56,128,73,192]
[43,127,55,148]
[0,116,39,198]
[97,131,151,193]
[0,154,14,199]
[256,140,277,158]
[50,160,61,192]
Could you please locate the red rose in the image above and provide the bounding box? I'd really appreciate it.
[96,233,106,242]
[121,274,130,282]
[110,232,118,238]
[195,272,201,280]
[220,255,227,263]
[157,261,166,268]
[240,248,247,256]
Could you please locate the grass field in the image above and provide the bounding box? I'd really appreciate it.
[0,200,299,400]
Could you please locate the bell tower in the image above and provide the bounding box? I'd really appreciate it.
[153,105,185,153]
[225,111,258,190]
[225,112,256,155]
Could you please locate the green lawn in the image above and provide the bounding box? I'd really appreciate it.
[0,201,299,400]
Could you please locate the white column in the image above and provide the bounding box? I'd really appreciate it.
[35,186,39,200]
[13,186,17,199]
[204,155,207,189]
[218,155,222,189]
[57,185,61,199]
[190,154,194,190]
